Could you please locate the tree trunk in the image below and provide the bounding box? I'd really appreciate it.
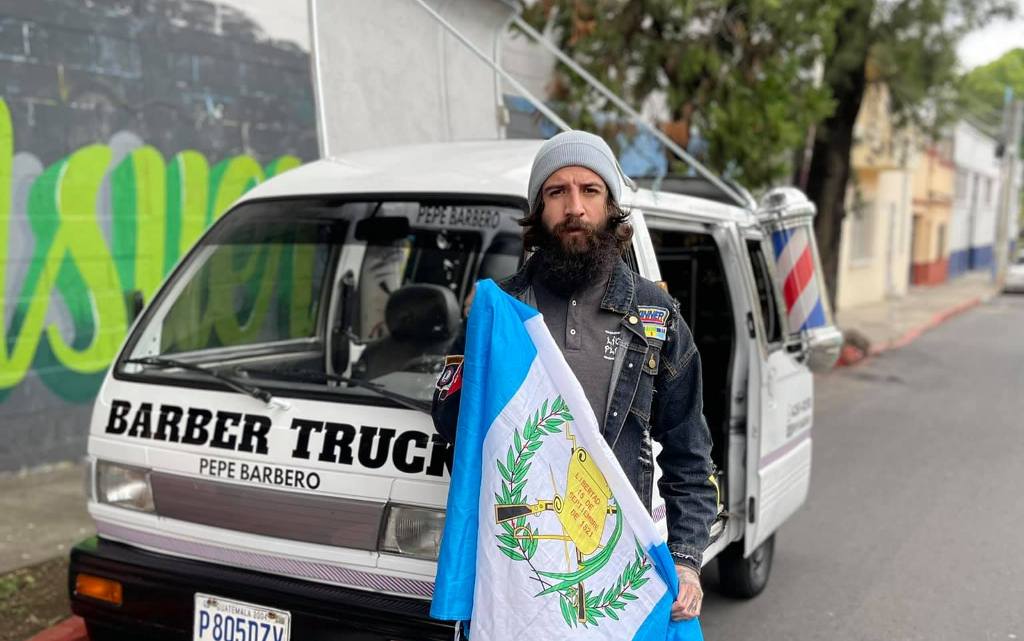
[804,2,874,312]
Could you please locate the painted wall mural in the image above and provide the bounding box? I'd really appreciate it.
[0,97,300,402]
[0,0,316,470]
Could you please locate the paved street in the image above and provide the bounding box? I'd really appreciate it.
[701,294,1024,640]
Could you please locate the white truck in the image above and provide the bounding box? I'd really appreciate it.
[68,2,842,639]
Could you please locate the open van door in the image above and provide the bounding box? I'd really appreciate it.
[742,234,814,555]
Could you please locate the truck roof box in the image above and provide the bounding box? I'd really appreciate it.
[310,0,517,157]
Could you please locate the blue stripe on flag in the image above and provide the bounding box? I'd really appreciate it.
[647,542,679,597]
[800,299,827,331]
[630,542,704,641]
[430,280,540,621]
[631,590,704,641]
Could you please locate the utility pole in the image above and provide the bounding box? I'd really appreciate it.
[994,91,1023,286]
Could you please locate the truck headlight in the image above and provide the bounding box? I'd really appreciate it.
[97,460,154,513]
[379,505,445,561]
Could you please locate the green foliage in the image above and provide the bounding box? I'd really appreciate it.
[523,0,843,188]
[959,48,1024,132]
[867,0,1018,135]
[521,0,1016,190]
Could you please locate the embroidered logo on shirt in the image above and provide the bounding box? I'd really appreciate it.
[603,330,623,361]
[638,306,669,341]
[436,355,464,400]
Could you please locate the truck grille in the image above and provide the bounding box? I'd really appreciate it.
[150,472,384,550]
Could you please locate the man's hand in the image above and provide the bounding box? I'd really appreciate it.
[671,563,703,621]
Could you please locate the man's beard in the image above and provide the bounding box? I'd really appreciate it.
[534,217,620,295]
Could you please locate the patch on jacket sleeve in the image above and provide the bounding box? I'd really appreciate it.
[638,305,669,341]
[436,355,464,400]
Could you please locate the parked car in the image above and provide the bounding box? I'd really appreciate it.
[1004,253,1024,293]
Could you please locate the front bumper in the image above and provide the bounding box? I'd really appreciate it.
[69,537,455,640]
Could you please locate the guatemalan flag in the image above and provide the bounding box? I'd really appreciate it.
[430,279,703,641]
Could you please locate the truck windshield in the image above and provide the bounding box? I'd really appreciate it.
[119,197,524,407]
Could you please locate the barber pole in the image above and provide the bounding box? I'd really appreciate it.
[771,226,827,332]
[755,187,835,339]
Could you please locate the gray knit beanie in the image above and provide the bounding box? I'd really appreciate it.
[528,130,622,213]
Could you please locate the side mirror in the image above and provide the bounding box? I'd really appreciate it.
[126,290,145,323]
[803,326,843,372]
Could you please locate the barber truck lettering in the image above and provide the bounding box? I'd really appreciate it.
[104,399,453,478]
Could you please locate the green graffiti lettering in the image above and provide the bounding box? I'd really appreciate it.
[210,156,264,223]
[168,151,211,269]
[0,97,304,401]
[47,144,126,372]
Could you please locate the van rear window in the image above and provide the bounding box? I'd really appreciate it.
[120,198,524,406]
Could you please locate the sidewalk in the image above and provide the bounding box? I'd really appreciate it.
[0,463,92,641]
[834,271,1000,363]
[0,463,93,576]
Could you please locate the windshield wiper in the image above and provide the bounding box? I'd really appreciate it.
[243,367,432,414]
[124,356,285,408]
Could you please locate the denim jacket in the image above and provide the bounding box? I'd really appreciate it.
[432,257,718,570]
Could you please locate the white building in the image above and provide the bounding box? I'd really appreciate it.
[949,120,1003,277]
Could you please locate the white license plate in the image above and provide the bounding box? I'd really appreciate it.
[193,593,291,641]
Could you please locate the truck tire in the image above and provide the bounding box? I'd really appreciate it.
[717,534,774,598]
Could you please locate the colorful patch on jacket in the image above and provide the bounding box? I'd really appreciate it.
[436,355,464,400]
[638,305,669,341]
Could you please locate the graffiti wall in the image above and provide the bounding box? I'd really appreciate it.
[0,0,317,470]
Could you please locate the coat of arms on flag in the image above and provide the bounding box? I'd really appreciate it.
[430,280,703,641]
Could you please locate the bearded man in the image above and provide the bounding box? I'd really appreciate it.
[432,130,718,621]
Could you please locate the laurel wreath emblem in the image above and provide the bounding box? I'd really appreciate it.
[493,395,652,628]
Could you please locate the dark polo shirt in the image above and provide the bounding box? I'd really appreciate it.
[532,268,622,429]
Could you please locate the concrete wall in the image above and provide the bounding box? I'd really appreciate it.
[836,167,914,310]
[0,0,316,471]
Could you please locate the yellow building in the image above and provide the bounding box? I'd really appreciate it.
[909,141,954,285]
[835,81,915,311]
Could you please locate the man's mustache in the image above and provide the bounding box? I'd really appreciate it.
[553,219,596,235]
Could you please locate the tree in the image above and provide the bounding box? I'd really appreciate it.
[960,48,1024,144]
[804,0,1015,307]
[524,0,1016,309]
[522,0,842,188]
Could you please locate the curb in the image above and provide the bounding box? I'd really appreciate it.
[869,295,982,355]
[24,616,87,641]
[836,295,985,367]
